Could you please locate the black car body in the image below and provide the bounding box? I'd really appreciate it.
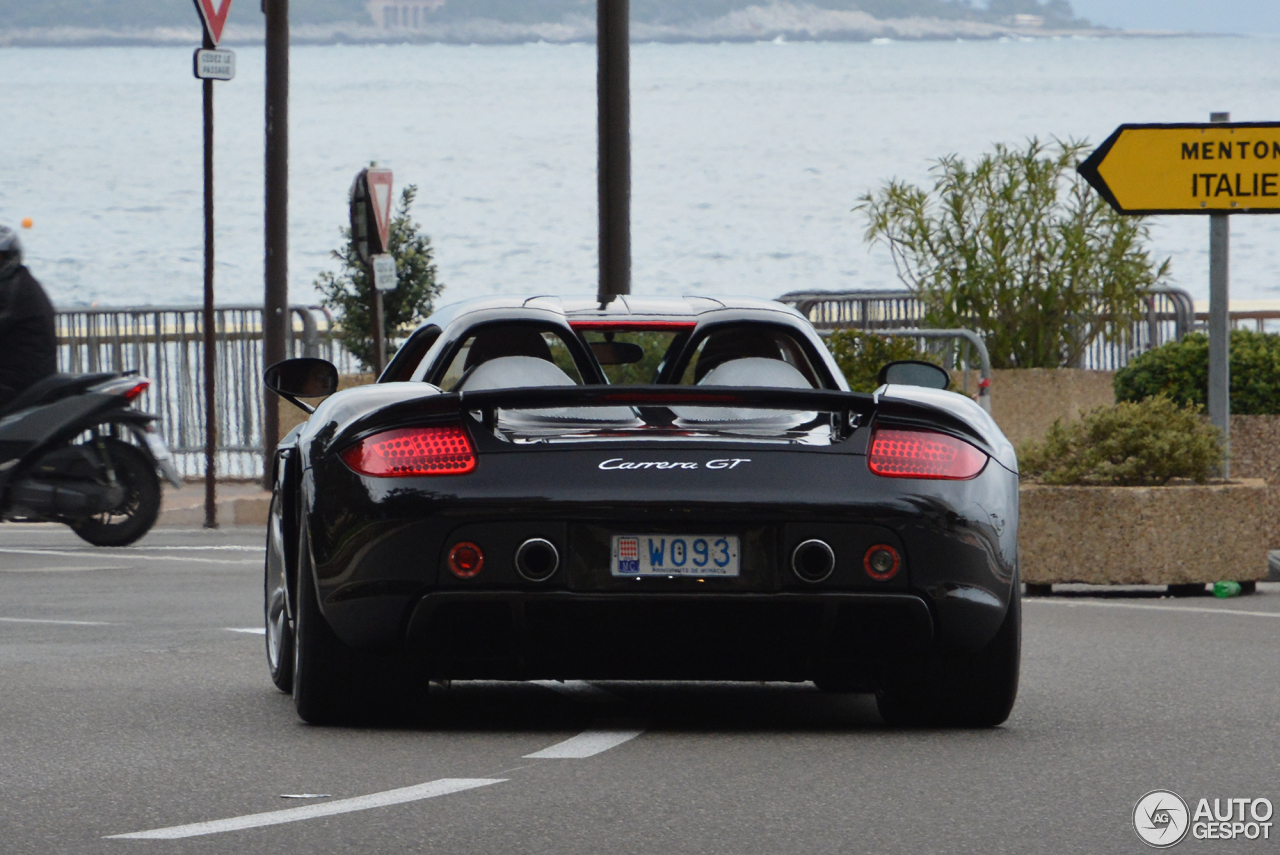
[265,296,1021,726]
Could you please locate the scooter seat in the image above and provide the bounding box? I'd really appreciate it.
[0,373,121,417]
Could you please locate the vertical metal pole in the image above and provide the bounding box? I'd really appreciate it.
[263,0,290,488]
[597,0,630,301]
[202,31,218,529]
[372,291,386,376]
[1208,111,1231,478]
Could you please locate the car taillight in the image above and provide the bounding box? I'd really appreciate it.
[867,427,987,480]
[340,425,476,477]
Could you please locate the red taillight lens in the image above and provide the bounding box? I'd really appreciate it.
[868,428,987,480]
[340,425,476,477]
[123,381,149,401]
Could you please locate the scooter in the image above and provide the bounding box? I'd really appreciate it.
[0,372,184,546]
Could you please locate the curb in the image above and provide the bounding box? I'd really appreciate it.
[158,496,271,528]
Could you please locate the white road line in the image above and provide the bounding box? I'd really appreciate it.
[524,724,646,759]
[0,548,258,566]
[0,566,128,573]
[115,546,263,552]
[225,627,266,635]
[0,617,114,626]
[0,545,263,553]
[1027,599,1280,619]
[531,680,617,700]
[104,778,505,840]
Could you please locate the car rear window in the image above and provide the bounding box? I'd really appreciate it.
[571,325,690,386]
[678,326,823,388]
[437,326,585,391]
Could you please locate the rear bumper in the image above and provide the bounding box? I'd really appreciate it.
[400,590,933,682]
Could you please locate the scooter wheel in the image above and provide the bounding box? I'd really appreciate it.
[70,439,161,547]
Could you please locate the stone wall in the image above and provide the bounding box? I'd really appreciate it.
[986,368,1116,449]
[1230,415,1280,549]
[1019,480,1271,585]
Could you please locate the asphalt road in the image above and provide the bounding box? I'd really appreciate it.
[2,524,1279,854]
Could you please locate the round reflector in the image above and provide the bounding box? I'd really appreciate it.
[863,544,901,581]
[448,542,485,579]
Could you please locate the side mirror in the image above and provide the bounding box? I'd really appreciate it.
[264,358,339,413]
[590,341,646,366]
[877,360,950,391]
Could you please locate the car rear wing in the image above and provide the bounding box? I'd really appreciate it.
[335,385,872,446]
[334,384,998,457]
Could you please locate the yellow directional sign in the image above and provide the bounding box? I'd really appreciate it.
[1078,123,1280,215]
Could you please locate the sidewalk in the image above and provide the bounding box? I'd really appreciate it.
[159,482,271,528]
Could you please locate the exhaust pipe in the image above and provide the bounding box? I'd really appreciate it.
[791,539,835,583]
[9,480,125,516]
[515,538,560,582]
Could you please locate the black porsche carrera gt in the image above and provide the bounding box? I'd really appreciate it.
[263,296,1020,727]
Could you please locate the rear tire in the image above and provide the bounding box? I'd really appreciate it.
[291,524,428,725]
[264,492,294,693]
[876,582,1021,728]
[292,524,362,725]
[70,438,161,547]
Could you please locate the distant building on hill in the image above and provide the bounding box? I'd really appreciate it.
[367,0,447,29]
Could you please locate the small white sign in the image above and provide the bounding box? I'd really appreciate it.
[194,49,236,81]
[372,254,397,292]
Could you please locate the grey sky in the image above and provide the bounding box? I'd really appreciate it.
[1067,0,1280,34]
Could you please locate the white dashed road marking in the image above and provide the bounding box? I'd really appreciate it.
[1027,599,1280,619]
[224,627,266,635]
[0,616,115,626]
[524,724,646,759]
[0,548,258,565]
[105,778,506,840]
[0,565,128,573]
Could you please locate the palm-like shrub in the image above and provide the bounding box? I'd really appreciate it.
[857,139,1170,369]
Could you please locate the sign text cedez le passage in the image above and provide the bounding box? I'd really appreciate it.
[1182,138,1280,199]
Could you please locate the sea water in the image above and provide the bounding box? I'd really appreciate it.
[1,37,1278,309]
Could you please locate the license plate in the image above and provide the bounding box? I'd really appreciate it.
[611,535,740,577]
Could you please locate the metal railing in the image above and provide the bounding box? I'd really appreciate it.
[778,286,1197,371]
[54,304,363,479]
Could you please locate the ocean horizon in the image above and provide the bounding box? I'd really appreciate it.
[2,36,1278,311]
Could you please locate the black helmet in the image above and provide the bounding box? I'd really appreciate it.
[0,225,21,280]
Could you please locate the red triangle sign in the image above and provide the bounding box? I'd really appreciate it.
[367,169,395,253]
[193,0,233,46]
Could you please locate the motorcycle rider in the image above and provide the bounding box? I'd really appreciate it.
[0,225,57,412]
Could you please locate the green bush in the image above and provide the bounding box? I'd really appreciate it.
[1019,397,1222,486]
[856,139,1170,369]
[315,185,444,371]
[826,330,942,393]
[1114,330,1280,415]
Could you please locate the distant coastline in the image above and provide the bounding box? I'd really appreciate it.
[0,11,1186,49]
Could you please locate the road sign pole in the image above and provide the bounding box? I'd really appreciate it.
[202,28,219,528]
[1208,111,1231,478]
[597,0,631,301]
[263,0,289,489]
[372,291,386,375]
